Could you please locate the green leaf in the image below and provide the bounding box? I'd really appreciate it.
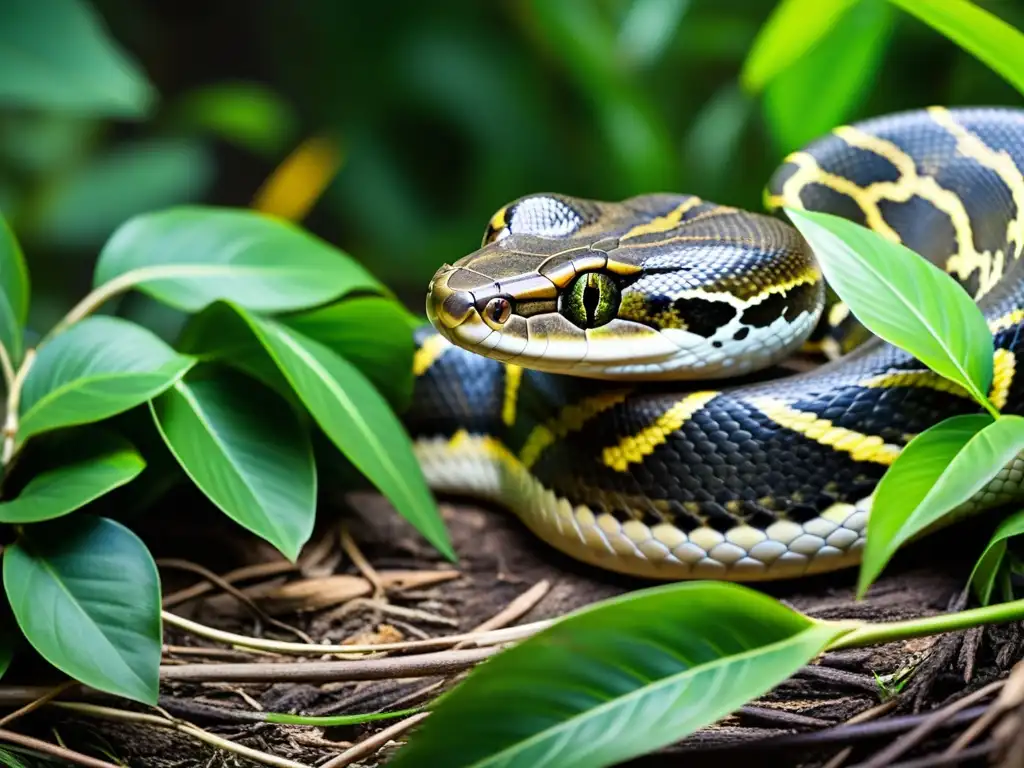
[171,81,297,157]
[0,747,27,768]
[390,582,849,768]
[616,0,690,69]
[207,304,452,560]
[0,433,145,523]
[29,139,215,250]
[859,415,1024,595]
[887,0,1024,99]
[4,516,161,704]
[764,0,894,152]
[0,0,154,117]
[0,211,28,366]
[282,297,417,410]
[740,0,859,92]
[150,369,316,561]
[970,509,1024,605]
[19,316,195,442]
[787,208,995,408]
[95,207,383,314]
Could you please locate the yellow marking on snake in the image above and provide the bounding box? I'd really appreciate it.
[860,349,1014,408]
[929,107,1024,270]
[501,365,523,426]
[991,309,1024,333]
[779,121,1007,297]
[860,369,967,396]
[621,197,704,240]
[828,301,850,327]
[413,334,452,376]
[603,392,719,472]
[751,397,901,465]
[992,348,1016,411]
[519,392,630,469]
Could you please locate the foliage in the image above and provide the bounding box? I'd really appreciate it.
[0,0,453,705]
[0,202,450,703]
[3,0,1024,763]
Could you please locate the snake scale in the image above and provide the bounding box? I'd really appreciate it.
[403,107,1024,581]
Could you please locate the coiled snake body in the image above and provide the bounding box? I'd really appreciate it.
[404,107,1024,581]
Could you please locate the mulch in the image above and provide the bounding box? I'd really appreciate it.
[5,483,1024,768]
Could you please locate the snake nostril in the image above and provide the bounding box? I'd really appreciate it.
[438,290,475,328]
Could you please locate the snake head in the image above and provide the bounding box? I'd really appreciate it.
[427,193,825,380]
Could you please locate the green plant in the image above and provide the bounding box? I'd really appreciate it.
[386,2,1024,766]
[0,0,453,707]
[0,205,452,705]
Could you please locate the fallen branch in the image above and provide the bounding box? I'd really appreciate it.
[158,645,500,683]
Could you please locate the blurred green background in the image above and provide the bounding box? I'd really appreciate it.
[3,0,1024,335]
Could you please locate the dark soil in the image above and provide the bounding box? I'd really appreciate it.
[8,487,1024,768]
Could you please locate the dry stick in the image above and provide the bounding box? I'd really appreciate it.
[455,580,550,649]
[162,560,297,608]
[53,702,311,768]
[868,741,995,768]
[0,726,120,768]
[0,680,77,728]
[320,712,429,768]
[821,699,900,768]
[340,527,385,600]
[163,609,553,655]
[857,680,1004,768]
[944,660,1024,755]
[159,646,501,683]
[158,558,313,644]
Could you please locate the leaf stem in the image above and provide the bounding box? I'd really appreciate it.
[978,393,1002,420]
[0,343,14,393]
[44,274,138,344]
[829,596,1024,650]
[2,349,35,468]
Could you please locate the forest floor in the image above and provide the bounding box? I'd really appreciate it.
[8,486,1024,768]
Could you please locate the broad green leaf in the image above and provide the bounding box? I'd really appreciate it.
[4,515,161,704]
[970,509,1024,605]
[177,302,305,403]
[282,297,417,410]
[0,0,154,117]
[222,305,453,560]
[764,0,893,152]
[0,433,145,523]
[150,369,316,561]
[740,0,859,92]
[19,316,195,442]
[859,415,1024,595]
[0,212,28,365]
[787,208,995,407]
[887,0,1024,99]
[94,206,383,314]
[30,139,214,250]
[171,81,297,157]
[391,582,849,768]
[616,0,690,69]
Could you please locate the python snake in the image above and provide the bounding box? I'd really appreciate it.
[404,106,1024,582]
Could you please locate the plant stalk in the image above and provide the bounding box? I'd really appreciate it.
[829,596,1024,650]
[2,348,35,468]
[44,274,139,342]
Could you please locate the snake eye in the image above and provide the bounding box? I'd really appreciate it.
[560,272,620,329]
[482,296,512,328]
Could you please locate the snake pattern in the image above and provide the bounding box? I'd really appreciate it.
[403,106,1024,581]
